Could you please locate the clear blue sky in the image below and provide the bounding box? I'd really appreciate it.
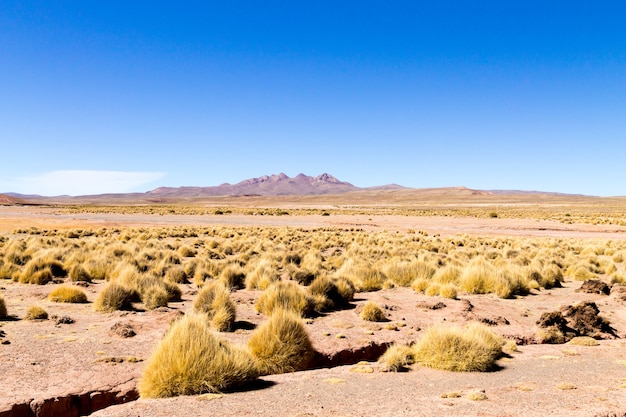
[1,1,625,196]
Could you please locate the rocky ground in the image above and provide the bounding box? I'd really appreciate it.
[2,278,626,416]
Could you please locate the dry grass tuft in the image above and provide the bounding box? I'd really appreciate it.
[48,285,88,303]
[360,301,387,322]
[68,264,92,283]
[567,336,600,346]
[309,275,354,312]
[378,344,415,372]
[247,309,314,375]
[94,282,136,312]
[256,280,313,317]
[138,313,259,398]
[25,305,48,320]
[413,323,504,372]
[192,281,236,332]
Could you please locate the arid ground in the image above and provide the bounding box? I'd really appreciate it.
[2,193,626,417]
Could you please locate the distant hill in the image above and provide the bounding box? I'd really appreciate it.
[0,194,29,205]
[148,173,361,197]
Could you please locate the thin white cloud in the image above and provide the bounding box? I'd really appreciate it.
[0,170,167,196]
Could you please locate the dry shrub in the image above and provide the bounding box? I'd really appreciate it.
[49,285,88,303]
[384,260,435,287]
[94,282,136,312]
[177,245,196,258]
[164,266,188,284]
[414,323,504,372]
[411,278,430,293]
[494,265,529,299]
[84,258,109,281]
[138,313,258,398]
[141,284,169,310]
[569,265,597,281]
[245,259,279,290]
[256,280,313,317]
[459,258,497,295]
[69,264,92,283]
[0,293,7,318]
[19,257,66,284]
[378,344,415,372]
[540,264,564,288]
[425,283,441,297]
[360,301,387,322]
[25,305,48,320]
[567,336,600,346]
[0,263,19,280]
[308,275,354,312]
[439,284,458,299]
[432,265,461,285]
[192,281,236,332]
[219,263,246,289]
[247,309,314,375]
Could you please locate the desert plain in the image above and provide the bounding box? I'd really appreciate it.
[2,188,626,417]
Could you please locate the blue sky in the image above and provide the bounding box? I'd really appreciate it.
[1,1,625,196]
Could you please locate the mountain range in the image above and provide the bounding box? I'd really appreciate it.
[0,173,598,204]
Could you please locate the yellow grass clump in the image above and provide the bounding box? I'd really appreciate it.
[308,275,354,312]
[256,280,313,317]
[48,285,88,303]
[192,281,236,332]
[138,313,259,398]
[378,344,415,372]
[94,282,137,312]
[413,323,504,372]
[459,258,497,295]
[247,309,314,375]
[25,305,48,320]
[360,301,387,322]
[68,264,92,283]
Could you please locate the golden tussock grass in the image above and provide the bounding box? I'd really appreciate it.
[245,259,280,290]
[48,285,88,303]
[68,264,92,283]
[192,281,236,332]
[360,301,387,322]
[567,336,600,346]
[378,344,415,372]
[413,323,504,372]
[93,282,136,312]
[459,258,497,295]
[256,280,313,317]
[138,313,259,398]
[247,309,314,376]
[25,305,48,320]
[308,275,354,312]
[219,263,246,289]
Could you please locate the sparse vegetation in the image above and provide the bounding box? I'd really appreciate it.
[138,313,259,398]
[93,282,136,312]
[25,305,48,320]
[48,286,88,303]
[413,323,504,372]
[378,344,415,372]
[192,281,236,331]
[360,301,387,322]
[247,309,314,375]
